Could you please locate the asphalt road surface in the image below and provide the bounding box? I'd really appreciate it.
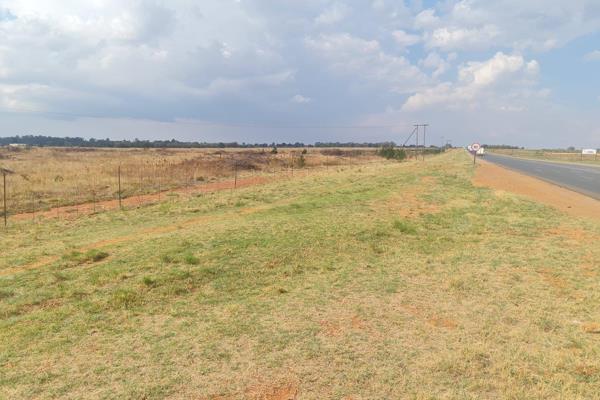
[484,153,600,200]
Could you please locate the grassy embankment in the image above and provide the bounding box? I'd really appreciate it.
[1,150,600,399]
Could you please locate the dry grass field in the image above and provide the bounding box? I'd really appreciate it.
[0,147,377,216]
[2,150,600,399]
[490,148,600,165]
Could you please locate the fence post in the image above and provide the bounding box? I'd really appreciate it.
[118,165,122,210]
[3,172,6,227]
[234,161,238,189]
[31,191,35,223]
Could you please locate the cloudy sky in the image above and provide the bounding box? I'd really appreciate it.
[1,0,599,147]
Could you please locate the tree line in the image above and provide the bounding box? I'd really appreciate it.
[0,135,403,149]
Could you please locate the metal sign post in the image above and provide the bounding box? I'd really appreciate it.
[471,143,481,165]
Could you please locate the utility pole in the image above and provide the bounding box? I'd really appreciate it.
[414,124,419,160]
[423,124,428,161]
[412,124,429,161]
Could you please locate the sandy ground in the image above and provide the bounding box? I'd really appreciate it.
[473,160,600,219]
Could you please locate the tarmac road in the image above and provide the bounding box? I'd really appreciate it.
[483,153,600,200]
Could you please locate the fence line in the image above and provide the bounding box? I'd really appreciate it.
[1,152,388,227]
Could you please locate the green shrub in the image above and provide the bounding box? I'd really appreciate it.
[377,146,407,161]
[183,253,200,265]
[392,219,417,234]
[142,276,158,288]
[297,154,306,168]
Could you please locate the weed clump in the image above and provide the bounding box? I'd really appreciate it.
[109,289,141,309]
[161,254,176,264]
[393,219,417,234]
[63,249,109,265]
[142,276,158,288]
[183,253,200,265]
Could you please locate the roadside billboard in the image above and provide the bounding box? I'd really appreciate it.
[582,149,597,155]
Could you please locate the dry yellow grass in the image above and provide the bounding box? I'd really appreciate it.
[0,146,377,215]
[2,150,600,398]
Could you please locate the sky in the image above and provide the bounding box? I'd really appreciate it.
[0,0,599,147]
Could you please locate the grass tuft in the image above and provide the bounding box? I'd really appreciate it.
[108,289,142,310]
[62,249,109,265]
[392,219,417,234]
[183,253,200,265]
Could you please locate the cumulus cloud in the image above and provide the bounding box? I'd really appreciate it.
[425,25,500,51]
[420,52,455,78]
[315,2,350,25]
[414,9,439,30]
[392,30,420,48]
[0,0,599,146]
[291,94,312,104]
[403,52,541,111]
[584,50,600,61]
[305,33,428,93]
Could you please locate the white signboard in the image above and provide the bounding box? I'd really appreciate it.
[471,143,481,152]
[582,149,597,155]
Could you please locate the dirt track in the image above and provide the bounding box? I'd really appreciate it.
[473,160,600,219]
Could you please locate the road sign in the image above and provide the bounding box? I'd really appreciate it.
[470,143,481,165]
[582,149,597,155]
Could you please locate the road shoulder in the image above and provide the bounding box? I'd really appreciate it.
[473,160,600,219]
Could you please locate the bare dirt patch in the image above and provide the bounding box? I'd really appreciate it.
[382,176,441,218]
[473,160,600,219]
[246,383,299,400]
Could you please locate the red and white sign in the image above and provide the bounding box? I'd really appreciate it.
[471,143,481,152]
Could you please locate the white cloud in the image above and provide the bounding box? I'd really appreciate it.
[392,30,420,48]
[0,0,600,147]
[414,9,439,29]
[315,3,350,25]
[414,1,600,53]
[584,50,600,61]
[403,52,540,111]
[420,52,454,78]
[305,33,428,93]
[291,94,311,104]
[425,25,500,51]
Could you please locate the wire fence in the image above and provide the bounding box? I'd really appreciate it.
[1,150,383,227]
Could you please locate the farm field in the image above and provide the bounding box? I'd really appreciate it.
[489,148,600,165]
[2,150,600,399]
[0,147,378,217]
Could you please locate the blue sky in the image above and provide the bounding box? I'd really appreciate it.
[0,0,599,147]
